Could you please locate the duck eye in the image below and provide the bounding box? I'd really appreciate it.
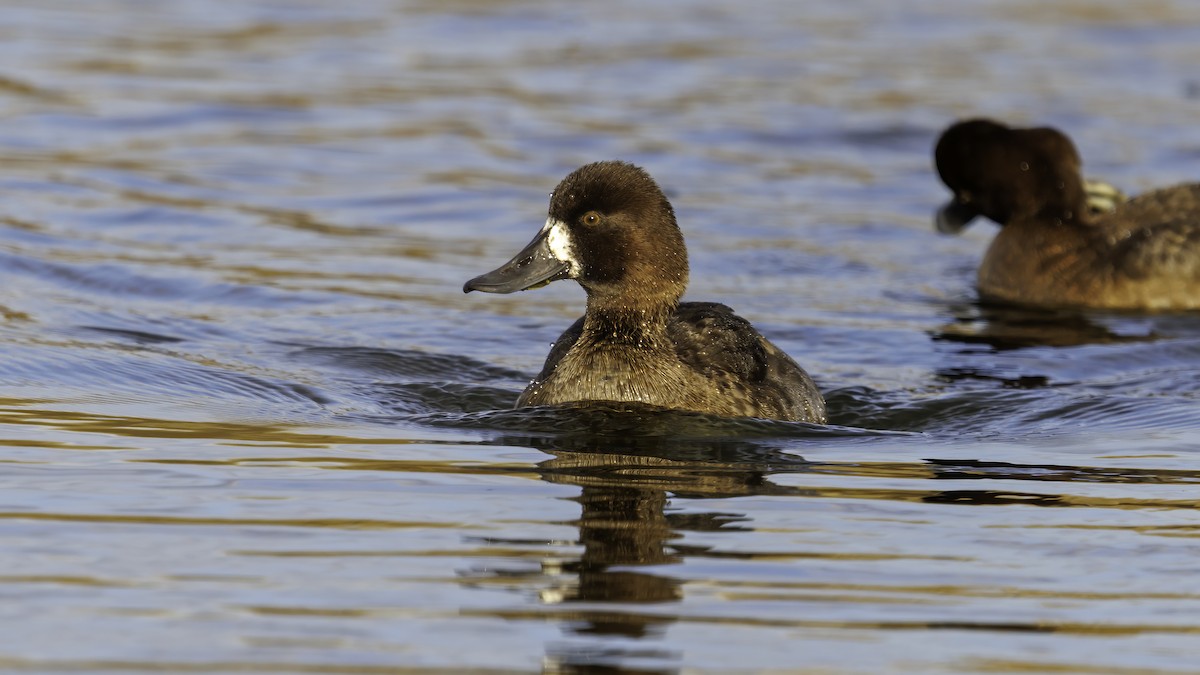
[582,212,600,225]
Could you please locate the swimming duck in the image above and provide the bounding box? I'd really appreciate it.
[934,118,1200,310]
[463,160,826,423]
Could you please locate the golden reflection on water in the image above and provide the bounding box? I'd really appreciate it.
[0,510,455,530]
[0,575,136,587]
[461,605,1200,636]
[970,659,1190,675]
[444,444,1200,644]
[4,375,1198,667]
[0,398,412,446]
[0,659,504,675]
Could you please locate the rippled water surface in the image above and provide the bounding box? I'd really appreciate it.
[2,1,1200,672]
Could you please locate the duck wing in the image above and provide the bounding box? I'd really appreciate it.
[533,304,787,386]
[668,302,770,383]
[1109,184,1200,280]
[529,315,585,384]
[669,302,825,422]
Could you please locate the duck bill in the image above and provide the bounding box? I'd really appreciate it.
[935,199,979,235]
[463,227,571,294]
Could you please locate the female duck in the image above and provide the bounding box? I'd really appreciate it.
[464,160,826,423]
[934,118,1200,310]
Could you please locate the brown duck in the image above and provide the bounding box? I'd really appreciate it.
[464,160,826,423]
[934,118,1200,310]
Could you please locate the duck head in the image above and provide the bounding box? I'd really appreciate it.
[934,118,1089,234]
[464,161,689,310]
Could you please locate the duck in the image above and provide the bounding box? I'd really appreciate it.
[933,118,1200,311]
[463,160,826,423]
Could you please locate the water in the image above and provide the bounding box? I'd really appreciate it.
[2,0,1199,672]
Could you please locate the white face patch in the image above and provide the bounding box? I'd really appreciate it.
[544,217,580,276]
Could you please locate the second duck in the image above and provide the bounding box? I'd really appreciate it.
[934,118,1200,311]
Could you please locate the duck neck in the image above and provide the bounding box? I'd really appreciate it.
[581,298,676,349]
[1034,175,1090,229]
[1033,204,1088,230]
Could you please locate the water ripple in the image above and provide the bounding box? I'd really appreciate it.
[3,1,1200,672]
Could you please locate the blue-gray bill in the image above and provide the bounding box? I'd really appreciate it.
[463,227,571,294]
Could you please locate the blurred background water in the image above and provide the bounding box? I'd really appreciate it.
[1,0,1199,672]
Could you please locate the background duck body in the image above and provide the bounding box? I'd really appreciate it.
[978,184,1200,310]
[935,118,1200,311]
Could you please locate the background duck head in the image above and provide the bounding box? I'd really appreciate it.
[934,118,1091,233]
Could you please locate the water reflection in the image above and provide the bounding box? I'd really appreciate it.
[505,438,759,628]
[455,406,1191,671]
[449,414,789,671]
[525,437,777,672]
[7,389,1200,672]
[931,301,1158,351]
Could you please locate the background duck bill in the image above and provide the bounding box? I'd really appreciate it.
[463,230,571,294]
[936,200,979,234]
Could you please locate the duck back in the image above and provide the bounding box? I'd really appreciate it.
[518,302,826,423]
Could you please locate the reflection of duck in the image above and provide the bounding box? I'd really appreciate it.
[465,161,825,422]
[508,427,811,643]
[534,449,762,643]
[459,410,1199,670]
[930,302,1157,351]
[934,118,1200,310]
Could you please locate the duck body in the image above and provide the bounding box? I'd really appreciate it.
[464,161,826,423]
[520,302,825,421]
[978,185,1200,310]
[934,118,1200,311]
